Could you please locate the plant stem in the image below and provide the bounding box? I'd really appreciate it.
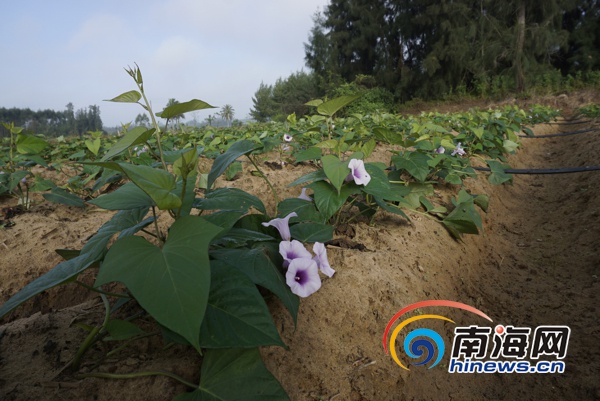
[151,207,165,244]
[71,294,111,370]
[135,81,168,171]
[78,370,198,389]
[247,155,279,215]
[75,281,130,299]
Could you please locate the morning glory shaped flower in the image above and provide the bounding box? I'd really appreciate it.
[313,242,335,277]
[286,258,322,298]
[347,159,371,186]
[283,134,293,142]
[435,146,445,154]
[279,239,313,268]
[298,188,312,201]
[451,142,466,157]
[262,212,297,241]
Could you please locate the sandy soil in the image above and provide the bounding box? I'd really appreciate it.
[1,92,599,400]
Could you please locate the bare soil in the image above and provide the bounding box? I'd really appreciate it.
[1,92,599,400]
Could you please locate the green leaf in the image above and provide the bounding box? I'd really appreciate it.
[308,181,358,221]
[503,139,519,153]
[194,188,266,214]
[173,148,198,179]
[305,99,323,107]
[361,164,410,202]
[225,161,242,181]
[157,99,216,119]
[207,140,262,189]
[0,208,149,319]
[392,152,432,182]
[173,348,289,401]
[287,169,327,188]
[373,127,404,145]
[88,182,154,210]
[16,134,49,154]
[199,261,285,348]
[104,319,146,341]
[317,94,361,117]
[105,90,141,103]
[290,222,333,243]
[321,154,348,193]
[474,194,489,212]
[293,147,321,162]
[442,201,482,238]
[486,160,513,185]
[90,162,181,210]
[95,216,221,351]
[374,197,409,220]
[277,198,324,224]
[85,138,101,156]
[101,127,155,161]
[472,127,484,139]
[43,187,85,208]
[210,248,298,324]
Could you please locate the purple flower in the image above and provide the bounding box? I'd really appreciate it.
[451,142,466,157]
[283,134,293,142]
[435,146,445,154]
[347,159,371,186]
[298,188,312,201]
[279,240,313,268]
[286,258,322,297]
[262,212,297,241]
[313,242,335,277]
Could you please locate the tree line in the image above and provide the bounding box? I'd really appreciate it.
[252,0,599,121]
[0,103,103,138]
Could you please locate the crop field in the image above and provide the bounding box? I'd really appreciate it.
[1,78,599,400]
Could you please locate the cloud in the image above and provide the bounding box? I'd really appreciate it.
[67,14,130,52]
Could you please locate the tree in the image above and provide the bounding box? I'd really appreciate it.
[250,82,275,122]
[163,98,185,124]
[219,104,234,127]
[134,113,150,127]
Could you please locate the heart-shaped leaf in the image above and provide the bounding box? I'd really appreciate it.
[95,216,221,351]
[321,154,349,193]
[210,248,299,324]
[101,126,155,161]
[157,99,216,119]
[173,348,289,401]
[105,90,141,103]
[90,162,181,210]
[198,261,285,348]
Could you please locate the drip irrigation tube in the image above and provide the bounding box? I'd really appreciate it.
[473,165,600,174]
[518,127,600,138]
[546,119,592,125]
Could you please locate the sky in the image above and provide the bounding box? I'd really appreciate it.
[0,0,330,127]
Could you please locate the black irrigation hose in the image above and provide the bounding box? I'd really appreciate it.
[473,165,600,174]
[546,119,593,125]
[518,127,600,138]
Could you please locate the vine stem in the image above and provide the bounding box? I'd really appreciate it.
[78,370,197,390]
[70,294,111,370]
[247,155,279,215]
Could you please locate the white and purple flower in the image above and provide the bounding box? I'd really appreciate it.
[347,158,371,186]
[313,242,335,277]
[262,212,297,241]
[286,258,322,298]
[435,146,445,154]
[283,134,293,142]
[451,142,466,157]
[279,239,313,268]
[298,188,312,201]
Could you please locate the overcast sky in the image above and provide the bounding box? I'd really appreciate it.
[0,0,330,127]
